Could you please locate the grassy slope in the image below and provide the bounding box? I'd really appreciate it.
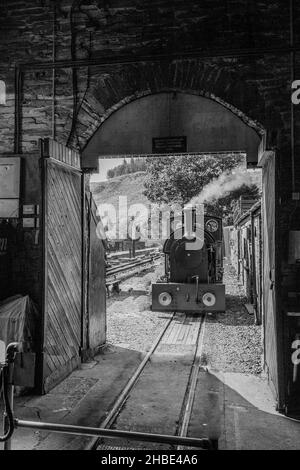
[90,171,149,207]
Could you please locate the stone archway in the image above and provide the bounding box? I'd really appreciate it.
[65,60,276,158]
[81,90,264,169]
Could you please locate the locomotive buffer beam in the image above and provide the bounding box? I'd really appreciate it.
[152,282,225,313]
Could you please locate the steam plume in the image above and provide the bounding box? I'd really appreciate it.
[189,166,261,206]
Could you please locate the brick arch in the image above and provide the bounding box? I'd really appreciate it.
[70,60,269,151]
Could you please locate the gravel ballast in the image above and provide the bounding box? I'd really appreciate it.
[107,259,263,374]
[106,261,167,352]
[202,262,263,374]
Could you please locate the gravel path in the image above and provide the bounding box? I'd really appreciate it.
[107,259,263,374]
[106,260,168,352]
[202,261,263,374]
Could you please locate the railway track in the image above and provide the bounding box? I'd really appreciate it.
[86,312,218,450]
[106,253,161,288]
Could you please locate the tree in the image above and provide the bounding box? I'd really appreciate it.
[143,153,261,222]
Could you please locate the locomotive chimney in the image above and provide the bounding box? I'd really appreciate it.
[183,205,195,240]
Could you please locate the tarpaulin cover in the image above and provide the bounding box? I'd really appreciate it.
[0,295,37,349]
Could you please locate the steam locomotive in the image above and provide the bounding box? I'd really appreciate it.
[152,211,225,313]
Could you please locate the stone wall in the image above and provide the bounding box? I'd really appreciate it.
[0,1,299,178]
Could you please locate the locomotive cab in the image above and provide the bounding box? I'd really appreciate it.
[152,214,225,313]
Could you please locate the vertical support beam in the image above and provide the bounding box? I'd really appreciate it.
[261,150,286,410]
[14,66,22,155]
[251,210,258,324]
[39,139,49,394]
[3,370,14,451]
[290,0,296,192]
[52,1,56,141]
[86,191,92,352]
[80,171,87,357]
[275,151,286,412]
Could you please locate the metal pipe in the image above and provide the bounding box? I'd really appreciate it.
[67,0,80,147]
[52,1,56,140]
[2,343,20,450]
[17,46,300,72]
[14,418,211,449]
[14,66,22,154]
[3,381,13,450]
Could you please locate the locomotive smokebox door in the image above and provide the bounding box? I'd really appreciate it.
[170,239,209,283]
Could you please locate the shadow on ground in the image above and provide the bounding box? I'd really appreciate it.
[6,346,300,450]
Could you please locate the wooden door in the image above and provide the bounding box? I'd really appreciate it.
[262,151,282,405]
[85,193,106,351]
[41,139,82,392]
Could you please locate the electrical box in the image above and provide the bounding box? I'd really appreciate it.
[0,157,21,218]
[0,199,19,218]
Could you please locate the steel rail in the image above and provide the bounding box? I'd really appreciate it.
[176,315,207,450]
[86,313,175,450]
[107,255,160,276]
[86,313,215,451]
[106,257,161,288]
[106,268,154,288]
[14,418,211,449]
[107,248,159,259]
[106,258,153,275]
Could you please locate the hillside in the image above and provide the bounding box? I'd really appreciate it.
[90,171,149,208]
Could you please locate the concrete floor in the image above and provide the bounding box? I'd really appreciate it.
[7,346,142,450]
[2,266,299,451]
[190,369,300,450]
[5,341,300,450]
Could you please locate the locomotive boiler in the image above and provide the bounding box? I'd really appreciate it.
[152,212,225,313]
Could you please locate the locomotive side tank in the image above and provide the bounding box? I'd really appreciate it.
[152,214,225,313]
